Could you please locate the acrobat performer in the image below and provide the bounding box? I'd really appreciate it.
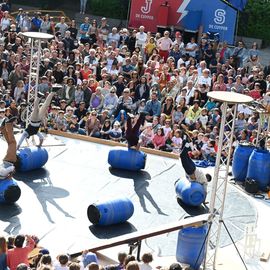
[180,132,212,191]
[17,91,56,149]
[126,112,146,150]
[0,115,17,179]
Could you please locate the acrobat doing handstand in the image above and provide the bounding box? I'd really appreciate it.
[0,114,17,179]
[180,132,212,191]
[17,91,56,149]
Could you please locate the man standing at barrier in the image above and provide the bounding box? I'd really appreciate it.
[180,132,211,191]
[17,90,57,149]
[0,111,17,179]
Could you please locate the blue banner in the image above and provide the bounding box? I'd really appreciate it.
[178,0,237,44]
[201,0,237,44]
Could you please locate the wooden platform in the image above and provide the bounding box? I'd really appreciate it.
[48,130,179,159]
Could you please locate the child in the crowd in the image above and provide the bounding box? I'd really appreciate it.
[139,253,153,270]
[115,252,127,270]
[201,139,216,162]
[151,127,166,150]
[109,121,123,142]
[67,115,79,133]
[139,122,154,147]
[54,111,67,131]
[190,132,204,159]
[100,119,112,140]
[162,119,172,140]
[47,106,59,129]
[170,129,183,153]
[198,108,208,129]
[137,99,146,114]
[54,254,69,270]
[172,105,184,125]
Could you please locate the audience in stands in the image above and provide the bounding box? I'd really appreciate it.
[0,5,269,267]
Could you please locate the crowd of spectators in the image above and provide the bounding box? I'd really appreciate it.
[0,234,189,270]
[0,4,270,162]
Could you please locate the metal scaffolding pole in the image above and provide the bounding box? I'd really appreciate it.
[22,32,53,126]
[204,92,253,270]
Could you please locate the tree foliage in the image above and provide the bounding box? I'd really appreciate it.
[88,0,129,20]
[238,0,270,44]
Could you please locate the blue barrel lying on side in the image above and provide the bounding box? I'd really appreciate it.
[232,144,255,182]
[87,197,134,226]
[16,147,48,172]
[108,148,146,171]
[176,224,208,270]
[247,149,270,191]
[0,179,21,204]
[175,178,206,206]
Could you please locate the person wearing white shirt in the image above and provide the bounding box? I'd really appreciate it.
[108,27,120,47]
[104,88,119,117]
[157,31,173,61]
[135,26,147,56]
[0,11,10,31]
[185,37,198,58]
[185,80,195,104]
[198,69,212,91]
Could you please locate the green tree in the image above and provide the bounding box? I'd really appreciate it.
[238,0,270,45]
[88,0,129,19]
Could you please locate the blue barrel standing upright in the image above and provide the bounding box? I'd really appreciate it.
[232,144,255,182]
[87,197,134,226]
[0,179,21,204]
[175,178,206,206]
[16,147,48,172]
[247,149,270,191]
[176,224,208,270]
[108,148,146,171]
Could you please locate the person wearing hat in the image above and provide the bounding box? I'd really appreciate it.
[54,110,67,131]
[15,8,24,32]
[0,112,17,179]
[55,17,68,38]
[98,17,110,45]
[17,90,57,149]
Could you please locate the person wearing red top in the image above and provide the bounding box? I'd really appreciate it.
[7,234,35,270]
[151,127,166,150]
[80,62,92,80]
[248,83,262,100]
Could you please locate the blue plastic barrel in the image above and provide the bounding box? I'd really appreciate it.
[87,197,134,226]
[16,147,48,172]
[176,224,208,270]
[175,178,206,206]
[232,144,255,182]
[0,179,21,204]
[247,149,270,191]
[108,148,146,171]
